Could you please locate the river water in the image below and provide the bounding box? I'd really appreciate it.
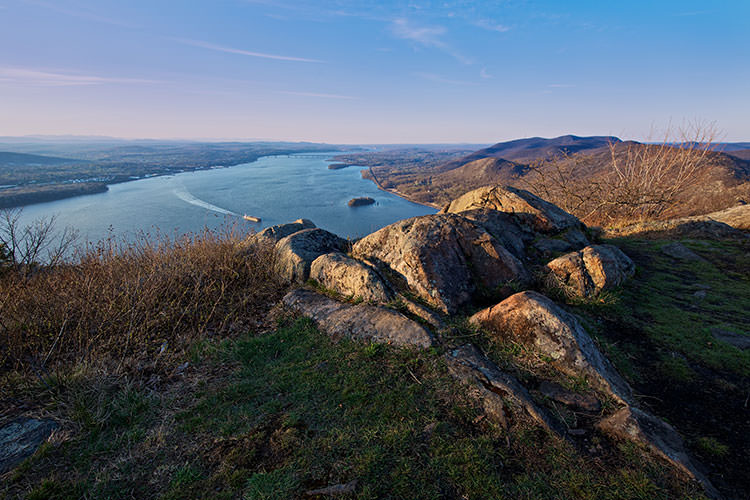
[14,152,435,246]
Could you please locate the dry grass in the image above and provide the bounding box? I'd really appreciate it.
[0,226,285,383]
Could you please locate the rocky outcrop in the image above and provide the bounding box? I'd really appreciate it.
[442,185,583,233]
[397,295,444,328]
[454,208,533,260]
[275,229,348,283]
[282,289,433,348]
[255,218,316,244]
[544,245,635,298]
[470,291,632,404]
[533,228,591,256]
[352,213,529,313]
[445,344,562,433]
[538,380,601,412]
[597,407,719,498]
[310,252,392,303]
[0,418,58,474]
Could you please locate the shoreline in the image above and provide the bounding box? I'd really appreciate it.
[1,151,337,211]
[362,167,442,210]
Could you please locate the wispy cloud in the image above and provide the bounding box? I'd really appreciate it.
[391,18,446,45]
[414,72,476,86]
[275,90,355,99]
[171,37,323,63]
[25,0,138,28]
[673,10,712,17]
[0,67,162,86]
[474,19,511,33]
[480,67,493,79]
[390,18,472,64]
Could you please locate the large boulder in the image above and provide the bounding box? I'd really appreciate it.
[352,214,529,314]
[282,289,433,348]
[597,406,719,498]
[255,218,316,244]
[0,418,58,474]
[310,252,393,303]
[442,185,583,233]
[470,291,632,404]
[445,344,562,434]
[275,228,348,283]
[454,208,533,260]
[544,244,635,298]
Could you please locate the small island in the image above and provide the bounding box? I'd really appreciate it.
[348,196,376,207]
[327,163,351,170]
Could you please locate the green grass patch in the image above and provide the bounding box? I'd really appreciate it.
[580,238,750,377]
[694,437,730,459]
[7,317,706,499]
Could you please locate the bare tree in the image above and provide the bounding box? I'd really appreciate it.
[524,121,719,226]
[0,208,78,274]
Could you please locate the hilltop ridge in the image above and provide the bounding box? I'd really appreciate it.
[335,135,750,224]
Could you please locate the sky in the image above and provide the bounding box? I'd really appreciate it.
[0,0,748,143]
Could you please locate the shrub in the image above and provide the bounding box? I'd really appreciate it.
[524,121,719,227]
[0,225,285,378]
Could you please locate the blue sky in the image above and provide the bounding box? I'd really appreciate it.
[1,0,748,142]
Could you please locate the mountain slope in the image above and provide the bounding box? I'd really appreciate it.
[451,134,620,165]
[0,151,80,167]
[341,135,750,220]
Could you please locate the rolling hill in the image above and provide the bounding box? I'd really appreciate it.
[0,151,81,167]
[335,135,750,221]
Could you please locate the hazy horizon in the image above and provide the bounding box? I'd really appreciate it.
[2,1,749,142]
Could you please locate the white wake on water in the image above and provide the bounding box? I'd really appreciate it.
[173,187,238,216]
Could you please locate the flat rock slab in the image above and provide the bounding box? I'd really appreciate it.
[282,289,434,348]
[471,291,633,404]
[605,218,749,240]
[0,418,57,474]
[711,328,750,350]
[538,380,601,412]
[660,242,704,261]
[445,344,563,434]
[597,406,719,498]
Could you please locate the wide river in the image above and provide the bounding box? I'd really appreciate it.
[15,152,435,246]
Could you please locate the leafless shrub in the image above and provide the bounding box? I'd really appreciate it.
[0,208,78,275]
[524,122,719,226]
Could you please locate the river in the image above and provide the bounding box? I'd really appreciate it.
[13,153,435,247]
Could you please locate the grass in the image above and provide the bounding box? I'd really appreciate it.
[2,221,738,498]
[4,317,706,499]
[694,437,730,460]
[0,226,284,384]
[558,237,750,496]
[593,238,750,377]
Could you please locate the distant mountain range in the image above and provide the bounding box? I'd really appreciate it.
[447,135,620,165]
[0,151,81,167]
[334,135,750,222]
